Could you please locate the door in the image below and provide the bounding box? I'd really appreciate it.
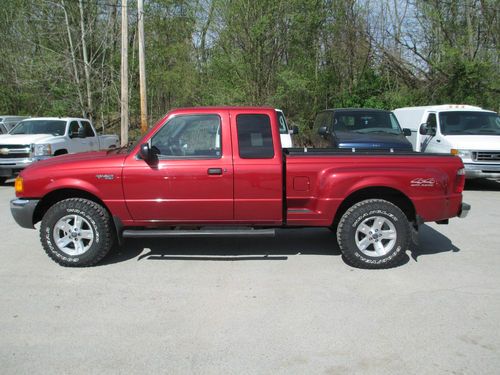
[80,120,99,151]
[67,120,90,153]
[419,112,439,152]
[122,112,234,223]
[230,109,283,224]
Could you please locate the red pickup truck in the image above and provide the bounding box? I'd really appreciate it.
[10,107,470,268]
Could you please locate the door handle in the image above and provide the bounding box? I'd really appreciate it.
[207,168,223,175]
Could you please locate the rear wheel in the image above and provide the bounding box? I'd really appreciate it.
[336,199,410,269]
[40,198,115,267]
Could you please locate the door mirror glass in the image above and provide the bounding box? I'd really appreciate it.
[403,128,412,137]
[419,123,436,136]
[139,143,158,164]
[290,125,299,135]
[318,126,330,137]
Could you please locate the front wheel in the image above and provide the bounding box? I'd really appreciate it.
[336,199,410,269]
[40,198,115,267]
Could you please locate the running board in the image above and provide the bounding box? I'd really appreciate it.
[122,228,276,239]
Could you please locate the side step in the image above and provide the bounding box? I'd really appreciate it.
[122,228,276,239]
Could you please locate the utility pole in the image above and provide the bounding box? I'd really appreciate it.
[138,0,148,134]
[120,0,129,147]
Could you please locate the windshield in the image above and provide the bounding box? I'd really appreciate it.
[439,111,500,135]
[333,111,403,135]
[10,120,66,136]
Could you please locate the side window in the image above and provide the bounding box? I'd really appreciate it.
[151,115,221,158]
[69,121,80,136]
[334,115,355,131]
[236,114,274,159]
[81,121,96,137]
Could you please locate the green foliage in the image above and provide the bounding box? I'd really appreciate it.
[0,0,498,136]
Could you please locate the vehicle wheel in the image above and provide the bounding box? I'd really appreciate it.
[336,199,410,269]
[0,177,6,185]
[40,198,115,267]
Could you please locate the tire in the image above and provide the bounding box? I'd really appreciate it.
[40,198,115,267]
[336,199,410,269]
[0,177,6,185]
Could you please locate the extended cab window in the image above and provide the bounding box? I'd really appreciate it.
[236,114,274,159]
[151,115,221,158]
[81,120,96,137]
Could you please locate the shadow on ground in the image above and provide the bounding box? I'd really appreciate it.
[102,224,460,267]
[408,224,460,262]
[464,178,500,191]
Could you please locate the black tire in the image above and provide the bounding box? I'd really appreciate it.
[40,198,115,267]
[0,177,6,185]
[336,199,410,269]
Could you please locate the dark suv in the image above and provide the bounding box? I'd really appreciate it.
[313,108,412,151]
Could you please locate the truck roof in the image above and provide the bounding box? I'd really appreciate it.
[319,108,391,113]
[18,117,90,122]
[394,105,496,113]
[172,106,277,112]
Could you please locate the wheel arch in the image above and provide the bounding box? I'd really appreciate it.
[53,149,68,156]
[33,188,110,225]
[332,186,416,230]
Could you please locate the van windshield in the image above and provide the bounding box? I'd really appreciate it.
[439,111,500,135]
[333,111,403,135]
[10,120,67,136]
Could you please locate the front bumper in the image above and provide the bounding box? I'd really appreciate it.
[464,163,500,179]
[0,156,52,177]
[458,202,471,218]
[10,199,40,229]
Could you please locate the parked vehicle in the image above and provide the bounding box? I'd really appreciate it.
[11,107,469,269]
[0,116,29,134]
[312,108,413,151]
[394,105,500,179]
[276,109,298,148]
[0,117,119,183]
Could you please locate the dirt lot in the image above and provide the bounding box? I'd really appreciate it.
[1,179,499,374]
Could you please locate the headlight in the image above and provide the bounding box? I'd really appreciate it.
[32,144,52,156]
[451,149,471,159]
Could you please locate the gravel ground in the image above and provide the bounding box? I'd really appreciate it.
[0,178,499,374]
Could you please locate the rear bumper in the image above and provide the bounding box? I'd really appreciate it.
[464,163,500,179]
[458,202,471,218]
[10,199,39,229]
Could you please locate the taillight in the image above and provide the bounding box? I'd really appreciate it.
[454,168,466,193]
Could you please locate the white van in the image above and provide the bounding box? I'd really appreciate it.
[394,105,500,179]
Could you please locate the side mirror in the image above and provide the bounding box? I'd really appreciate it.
[403,128,412,137]
[318,126,330,137]
[139,143,158,164]
[419,123,436,136]
[290,126,299,135]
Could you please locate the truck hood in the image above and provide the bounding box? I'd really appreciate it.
[0,133,61,144]
[335,131,413,150]
[445,135,500,150]
[22,150,128,175]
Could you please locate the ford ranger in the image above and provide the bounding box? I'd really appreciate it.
[10,107,470,269]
